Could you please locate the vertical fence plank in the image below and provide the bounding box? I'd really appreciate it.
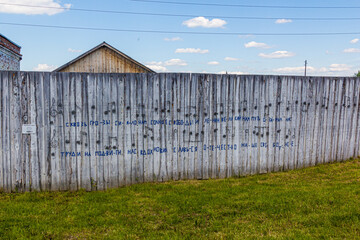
[332,79,342,161]
[164,74,172,181]
[87,74,98,190]
[226,75,234,177]
[195,74,204,179]
[81,73,91,190]
[117,74,126,186]
[144,74,154,182]
[172,74,179,180]
[0,72,3,191]
[136,73,145,183]
[326,78,337,163]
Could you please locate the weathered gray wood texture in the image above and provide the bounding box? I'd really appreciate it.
[1,71,359,192]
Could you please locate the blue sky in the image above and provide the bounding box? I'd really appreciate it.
[1,0,360,76]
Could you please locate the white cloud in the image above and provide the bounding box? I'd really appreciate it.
[164,59,187,66]
[259,51,295,59]
[33,63,57,71]
[208,61,219,65]
[273,64,353,75]
[244,41,271,49]
[218,71,245,75]
[68,48,81,53]
[175,48,209,54]
[273,66,315,74]
[328,64,351,72]
[146,64,167,72]
[146,58,187,71]
[344,48,360,53]
[350,38,359,44]
[224,57,238,61]
[164,37,182,42]
[275,19,292,24]
[0,0,71,15]
[182,16,227,28]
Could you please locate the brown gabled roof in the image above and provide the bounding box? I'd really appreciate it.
[53,41,155,73]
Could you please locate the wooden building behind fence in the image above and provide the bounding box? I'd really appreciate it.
[53,42,155,73]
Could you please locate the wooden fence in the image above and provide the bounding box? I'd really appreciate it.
[1,71,359,192]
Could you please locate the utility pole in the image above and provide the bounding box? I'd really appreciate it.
[304,60,307,77]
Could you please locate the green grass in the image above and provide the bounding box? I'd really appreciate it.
[1,159,359,240]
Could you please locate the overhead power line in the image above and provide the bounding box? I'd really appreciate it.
[1,2,360,21]
[1,22,360,36]
[131,0,360,9]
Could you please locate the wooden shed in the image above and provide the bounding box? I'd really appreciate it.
[53,42,155,73]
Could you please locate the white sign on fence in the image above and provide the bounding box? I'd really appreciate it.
[22,124,37,134]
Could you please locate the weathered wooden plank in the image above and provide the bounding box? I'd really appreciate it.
[267,76,277,172]
[313,77,322,165]
[108,74,119,188]
[172,73,179,180]
[351,79,360,157]
[95,74,104,189]
[87,73,97,190]
[49,73,60,191]
[3,73,12,192]
[319,77,329,165]
[337,78,347,161]
[344,78,354,160]
[296,77,306,168]
[195,74,204,179]
[226,75,234,177]
[0,72,3,191]
[277,76,287,171]
[305,77,316,167]
[326,78,337,163]
[143,74,154,182]
[164,73,172,181]
[178,74,186,179]
[136,73,145,183]
[208,74,216,179]
[9,72,22,191]
[102,73,111,189]
[290,77,300,170]
[152,74,161,181]
[29,71,40,191]
[117,74,126,186]
[35,73,47,191]
[54,73,65,191]
[81,73,91,191]
[188,74,197,180]
[261,75,270,173]
[332,78,343,161]
[129,74,138,184]
[232,75,241,176]
[251,75,259,174]
[218,75,227,178]
[42,72,51,190]
[354,78,360,157]
[238,75,247,175]
[283,76,293,170]
[255,75,264,173]
[62,73,72,190]
[215,74,222,178]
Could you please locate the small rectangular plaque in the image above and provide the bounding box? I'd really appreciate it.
[22,124,37,134]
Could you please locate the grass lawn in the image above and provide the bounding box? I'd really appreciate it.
[1,159,359,239]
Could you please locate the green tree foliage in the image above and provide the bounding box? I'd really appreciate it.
[355,71,360,77]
